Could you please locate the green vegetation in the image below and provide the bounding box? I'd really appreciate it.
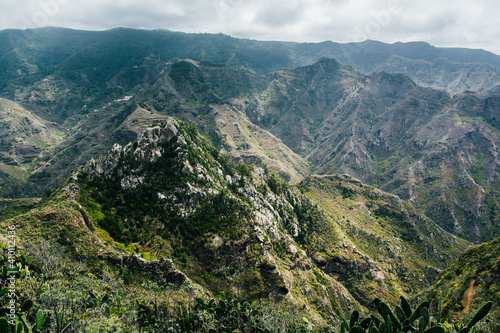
[0,107,498,331]
[0,198,39,221]
[297,175,470,307]
[3,28,500,247]
[0,240,493,332]
[76,120,254,248]
[422,237,500,332]
[2,27,500,333]
[337,297,492,333]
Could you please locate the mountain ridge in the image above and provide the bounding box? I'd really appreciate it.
[2,53,499,244]
[1,117,473,330]
[1,26,499,332]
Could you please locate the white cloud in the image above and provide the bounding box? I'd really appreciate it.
[1,0,499,54]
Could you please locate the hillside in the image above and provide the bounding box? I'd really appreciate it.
[2,54,499,245]
[133,57,500,243]
[298,175,469,303]
[0,98,64,197]
[422,236,500,332]
[1,26,500,332]
[72,118,467,305]
[245,58,500,244]
[0,119,471,331]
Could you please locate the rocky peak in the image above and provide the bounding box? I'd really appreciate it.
[131,120,183,161]
[81,118,184,177]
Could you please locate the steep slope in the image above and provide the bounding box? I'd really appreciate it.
[6,55,500,244]
[1,28,499,120]
[243,58,500,244]
[0,28,166,122]
[36,118,358,322]
[0,27,498,242]
[26,104,171,197]
[423,236,500,331]
[0,98,64,198]
[72,118,358,313]
[137,59,309,183]
[1,119,470,330]
[298,175,469,305]
[0,58,309,198]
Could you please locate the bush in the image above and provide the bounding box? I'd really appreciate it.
[337,297,492,333]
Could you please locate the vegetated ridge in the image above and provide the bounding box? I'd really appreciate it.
[0,118,473,331]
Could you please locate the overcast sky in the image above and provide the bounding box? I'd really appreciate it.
[1,0,499,54]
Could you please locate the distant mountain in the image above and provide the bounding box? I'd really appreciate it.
[0,28,499,117]
[293,40,500,95]
[370,55,500,95]
[242,58,500,244]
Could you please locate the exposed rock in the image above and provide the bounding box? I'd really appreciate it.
[121,175,144,190]
[119,254,189,287]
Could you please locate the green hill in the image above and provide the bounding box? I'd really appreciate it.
[0,119,472,331]
[422,236,500,332]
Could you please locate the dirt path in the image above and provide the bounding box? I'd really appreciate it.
[461,279,476,315]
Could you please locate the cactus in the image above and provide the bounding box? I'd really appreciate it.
[0,317,10,333]
[350,310,360,328]
[395,306,406,324]
[20,300,33,313]
[371,315,382,327]
[418,307,429,333]
[409,302,430,323]
[361,318,371,330]
[35,310,50,331]
[338,299,492,333]
[400,297,412,318]
[386,315,393,333]
[377,299,401,331]
[378,321,388,333]
[466,301,492,328]
[340,320,348,333]
[350,326,362,333]
[457,301,493,333]
[16,321,24,333]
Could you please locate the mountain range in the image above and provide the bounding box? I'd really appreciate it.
[2,28,500,243]
[0,27,499,331]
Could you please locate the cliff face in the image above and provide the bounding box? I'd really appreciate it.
[50,118,359,322]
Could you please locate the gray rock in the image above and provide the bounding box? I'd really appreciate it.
[120,254,189,287]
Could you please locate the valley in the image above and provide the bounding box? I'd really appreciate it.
[0,27,499,331]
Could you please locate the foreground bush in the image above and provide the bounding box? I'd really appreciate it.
[338,296,492,333]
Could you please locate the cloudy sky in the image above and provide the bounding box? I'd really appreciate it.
[1,0,499,54]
